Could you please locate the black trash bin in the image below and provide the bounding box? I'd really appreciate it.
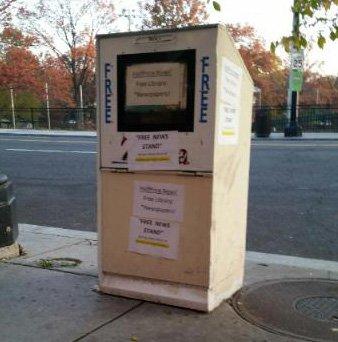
[255,108,271,138]
[0,172,18,247]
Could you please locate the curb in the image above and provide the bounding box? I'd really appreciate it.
[0,129,97,138]
[252,133,338,141]
[1,130,338,141]
[19,224,97,240]
[253,138,338,141]
[18,224,338,274]
[246,251,338,273]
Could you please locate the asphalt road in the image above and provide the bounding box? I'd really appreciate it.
[0,135,96,231]
[0,134,337,261]
[248,140,338,261]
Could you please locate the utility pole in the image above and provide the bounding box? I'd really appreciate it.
[10,88,15,129]
[284,1,303,137]
[45,82,51,130]
[79,84,83,109]
[78,84,84,127]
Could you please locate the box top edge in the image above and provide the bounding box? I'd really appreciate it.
[96,24,222,40]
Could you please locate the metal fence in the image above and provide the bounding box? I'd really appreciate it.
[253,105,338,133]
[0,107,96,131]
[1,105,338,133]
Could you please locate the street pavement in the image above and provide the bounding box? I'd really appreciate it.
[0,134,96,231]
[249,140,338,261]
[0,134,337,261]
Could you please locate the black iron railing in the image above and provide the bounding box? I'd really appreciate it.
[0,107,96,131]
[1,105,338,133]
[253,105,338,133]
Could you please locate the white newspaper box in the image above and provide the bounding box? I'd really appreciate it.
[97,24,253,311]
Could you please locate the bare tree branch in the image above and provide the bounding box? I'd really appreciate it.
[19,0,116,106]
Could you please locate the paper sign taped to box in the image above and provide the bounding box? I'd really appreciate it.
[133,181,184,222]
[128,131,179,170]
[126,62,187,110]
[128,216,179,259]
[218,58,243,145]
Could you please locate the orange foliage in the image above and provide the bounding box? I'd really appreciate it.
[0,26,38,48]
[227,24,338,106]
[141,0,208,29]
[301,72,338,105]
[227,24,288,106]
[43,57,74,107]
[0,27,76,107]
[0,47,44,96]
[0,22,337,108]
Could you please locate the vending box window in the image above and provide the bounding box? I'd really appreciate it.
[97,24,253,311]
[117,50,195,132]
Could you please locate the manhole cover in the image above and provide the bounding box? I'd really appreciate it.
[232,278,338,342]
[295,297,338,322]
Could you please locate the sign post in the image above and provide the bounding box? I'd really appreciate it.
[285,3,303,137]
[290,69,303,92]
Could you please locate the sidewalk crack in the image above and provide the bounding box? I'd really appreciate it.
[3,261,98,278]
[18,240,86,259]
[72,301,144,341]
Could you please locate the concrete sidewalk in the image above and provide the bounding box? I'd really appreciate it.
[1,224,337,342]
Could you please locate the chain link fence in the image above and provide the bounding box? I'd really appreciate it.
[253,105,338,133]
[0,107,96,131]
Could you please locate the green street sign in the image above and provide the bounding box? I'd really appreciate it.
[290,69,303,92]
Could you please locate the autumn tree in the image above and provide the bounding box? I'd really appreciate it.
[68,39,96,106]
[0,25,37,53]
[19,0,115,107]
[227,24,288,106]
[42,56,74,107]
[301,72,338,105]
[0,26,76,111]
[0,46,42,94]
[0,26,44,111]
[139,0,208,29]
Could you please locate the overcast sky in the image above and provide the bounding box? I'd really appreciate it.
[113,0,337,76]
